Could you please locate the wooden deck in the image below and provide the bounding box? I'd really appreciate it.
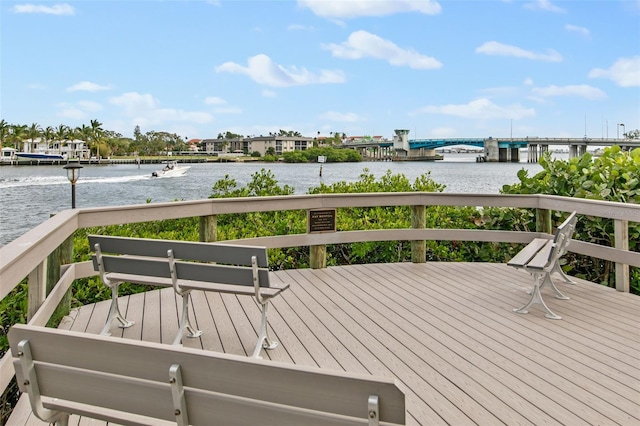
[8,262,640,425]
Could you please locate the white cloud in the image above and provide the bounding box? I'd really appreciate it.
[476,41,562,62]
[523,78,534,86]
[67,81,110,92]
[412,98,536,120]
[524,0,564,13]
[565,24,590,37]
[109,92,213,125]
[320,111,362,122]
[13,3,74,15]
[57,105,86,120]
[262,89,277,98]
[323,30,442,69]
[77,100,103,112]
[588,56,640,87]
[215,54,345,87]
[531,84,606,100]
[204,96,227,105]
[298,0,441,18]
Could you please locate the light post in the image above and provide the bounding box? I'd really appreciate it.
[617,123,625,139]
[63,162,83,208]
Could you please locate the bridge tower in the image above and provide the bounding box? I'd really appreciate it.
[393,129,410,153]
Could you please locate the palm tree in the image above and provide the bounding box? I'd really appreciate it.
[78,124,92,159]
[55,124,70,157]
[26,123,42,153]
[9,124,28,152]
[89,119,104,158]
[0,119,8,148]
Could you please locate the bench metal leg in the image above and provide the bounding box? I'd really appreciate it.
[514,273,562,320]
[540,273,570,300]
[551,262,577,284]
[16,340,71,426]
[252,301,278,359]
[100,285,134,336]
[173,292,202,346]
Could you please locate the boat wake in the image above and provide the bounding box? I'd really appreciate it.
[0,174,150,189]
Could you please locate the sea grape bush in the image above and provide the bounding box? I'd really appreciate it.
[499,147,640,293]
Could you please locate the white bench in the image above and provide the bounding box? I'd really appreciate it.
[89,235,289,358]
[9,324,406,426]
[507,211,578,320]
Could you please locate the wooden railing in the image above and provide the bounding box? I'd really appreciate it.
[1,193,639,410]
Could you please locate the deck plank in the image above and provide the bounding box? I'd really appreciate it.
[7,262,640,426]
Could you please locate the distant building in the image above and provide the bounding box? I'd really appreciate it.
[201,135,314,156]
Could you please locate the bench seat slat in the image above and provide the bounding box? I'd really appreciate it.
[525,242,555,270]
[105,272,289,298]
[506,238,549,268]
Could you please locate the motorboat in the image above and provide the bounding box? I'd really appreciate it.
[16,152,65,160]
[151,161,190,177]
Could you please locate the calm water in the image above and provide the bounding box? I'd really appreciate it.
[0,153,544,246]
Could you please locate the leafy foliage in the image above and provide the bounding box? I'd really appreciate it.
[500,147,640,293]
[283,146,361,163]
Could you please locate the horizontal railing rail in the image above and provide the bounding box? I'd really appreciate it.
[1,192,639,409]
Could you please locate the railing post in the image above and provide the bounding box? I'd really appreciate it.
[536,209,552,234]
[614,219,630,292]
[27,260,47,321]
[46,235,74,321]
[310,245,327,269]
[411,205,426,263]
[199,215,217,242]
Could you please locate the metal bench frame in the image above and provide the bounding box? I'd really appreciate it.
[507,211,578,320]
[90,235,289,358]
[9,324,406,426]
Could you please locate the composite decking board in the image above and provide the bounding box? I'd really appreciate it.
[382,262,638,422]
[185,290,220,351]
[355,263,565,424]
[203,291,246,356]
[289,268,486,426]
[277,269,374,375]
[433,261,640,375]
[337,264,554,426]
[279,269,447,425]
[410,262,640,422]
[423,262,640,392]
[284,269,453,426]
[140,287,161,343]
[219,293,255,357]
[9,262,640,426]
[159,288,179,344]
[260,285,335,369]
[233,294,293,363]
[384,262,632,421]
[119,291,145,341]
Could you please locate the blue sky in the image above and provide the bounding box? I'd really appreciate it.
[2,0,639,141]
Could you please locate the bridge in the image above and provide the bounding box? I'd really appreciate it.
[342,131,640,162]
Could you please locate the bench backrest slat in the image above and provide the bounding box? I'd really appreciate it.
[9,325,405,424]
[92,255,271,287]
[88,235,268,267]
[545,211,578,265]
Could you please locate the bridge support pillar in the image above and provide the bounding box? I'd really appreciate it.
[484,139,500,162]
[528,144,538,163]
[569,144,579,158]
[509,147,520,162]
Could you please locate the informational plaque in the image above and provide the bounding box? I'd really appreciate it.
[307,209,336,233]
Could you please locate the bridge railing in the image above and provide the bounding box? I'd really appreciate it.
[1,192,639,410]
